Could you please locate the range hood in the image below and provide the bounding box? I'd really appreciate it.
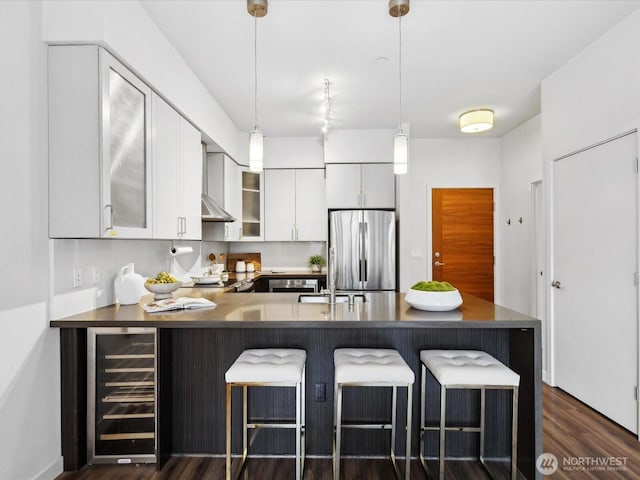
[201,193,235,222]
[201,145,236,222]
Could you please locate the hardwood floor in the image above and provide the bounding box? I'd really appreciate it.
[57,385,640,479]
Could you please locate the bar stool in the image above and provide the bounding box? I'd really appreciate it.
[225,349,306,480]
[419,350,520,480]
[333,348,414,480]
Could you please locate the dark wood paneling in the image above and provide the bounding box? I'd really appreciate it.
[510,326,542,480]
[170,327,526,461]
[157,330,173,469]
[60,328,87,471]
[57,383,640,480]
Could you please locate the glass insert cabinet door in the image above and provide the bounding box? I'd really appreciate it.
[87,327,157,464]
[100,50,153,238]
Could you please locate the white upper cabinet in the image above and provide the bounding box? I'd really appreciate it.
[265,170,296,241]
[326,163,395,209]
[203,153,242,241]
[240,170,264,241]
[151,93,202,240]
[49,45,153,238]
[294,169,327,240]
[265,169,326,241]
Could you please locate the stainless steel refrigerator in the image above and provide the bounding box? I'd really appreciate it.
[329,210,396,291]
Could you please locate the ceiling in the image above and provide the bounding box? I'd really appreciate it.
[140,0,640,139]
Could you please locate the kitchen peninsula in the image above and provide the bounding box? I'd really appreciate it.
[51,291,542,479]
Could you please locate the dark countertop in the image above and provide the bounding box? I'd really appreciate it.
[50,291,539,329]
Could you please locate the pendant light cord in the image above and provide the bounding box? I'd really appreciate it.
[254,11,259,130]
[398,13,403,133]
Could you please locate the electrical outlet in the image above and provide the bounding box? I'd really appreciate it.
[314,382,326,402]
[73,268,83,288]
[91,267,101,284]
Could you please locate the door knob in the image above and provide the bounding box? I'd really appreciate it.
[551,280,562,289]
[434,261,445,267]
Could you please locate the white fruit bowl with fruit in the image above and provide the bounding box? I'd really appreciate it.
[404,281,463,312]
[145,272,182,300]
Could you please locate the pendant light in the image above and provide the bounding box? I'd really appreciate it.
[389,0,410,175]
[248,0,267,172]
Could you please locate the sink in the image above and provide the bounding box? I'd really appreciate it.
[297,294,366,304]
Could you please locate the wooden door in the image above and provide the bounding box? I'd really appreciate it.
[432,188,494,301]
[553,132,637,434]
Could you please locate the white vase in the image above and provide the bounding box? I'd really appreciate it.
[311,264,320,272]
[114,263,146,305]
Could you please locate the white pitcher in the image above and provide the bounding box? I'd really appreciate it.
[114,263,146,305]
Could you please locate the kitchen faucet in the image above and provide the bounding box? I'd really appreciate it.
[322,246,337,304]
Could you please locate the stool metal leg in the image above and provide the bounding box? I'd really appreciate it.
[334,383,343,480]
[439,385,446,480]
[391,385,397,467]
[512,386,519,480]
[242,386,248,466]
[226,383,232,480]
[480,387,486,464]
[419,364,427,471]
[296,381,301,480]
[301,367,306,477]
[405,384,413,480]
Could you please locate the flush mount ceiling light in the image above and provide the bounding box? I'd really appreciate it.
[389,0,410,175]
[459,109,494,133]
[248,0,267,172]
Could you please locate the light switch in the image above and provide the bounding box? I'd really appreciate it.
[410,249,422,259]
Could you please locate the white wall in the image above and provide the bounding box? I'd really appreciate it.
[541,8,640,386]
[0,2,63,479]
[324,129,396,164]
[264,137,324,168]
[42,0,246,163]
[542,9,640,160]
[397,138,502,295]
[499,115,542,316]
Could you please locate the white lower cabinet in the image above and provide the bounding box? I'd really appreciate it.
[326,163,395,209]
[265,169,326,241]
[151,94,202,240]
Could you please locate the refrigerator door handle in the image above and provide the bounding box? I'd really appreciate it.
[358,222,364,282]
[363,222,369,282]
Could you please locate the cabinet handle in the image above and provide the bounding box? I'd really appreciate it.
[291,226,295,241]
[182,217,187,236]
[239,227,243,240]
[296,226,299,241]
[177,217,182,237]
[225,224,229,240]
[105,205,113,231]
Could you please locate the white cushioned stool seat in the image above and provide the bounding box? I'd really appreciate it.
[420,350,519,387]
[334,348,415,384]
[225,348,306,383]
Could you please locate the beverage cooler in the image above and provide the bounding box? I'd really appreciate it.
[87,327,157,464]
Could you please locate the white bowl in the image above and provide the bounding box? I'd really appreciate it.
[404,288,463,311]
[192,275,222,285]
[144,281,182,299]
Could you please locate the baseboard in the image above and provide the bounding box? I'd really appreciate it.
[33,456,63,480]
